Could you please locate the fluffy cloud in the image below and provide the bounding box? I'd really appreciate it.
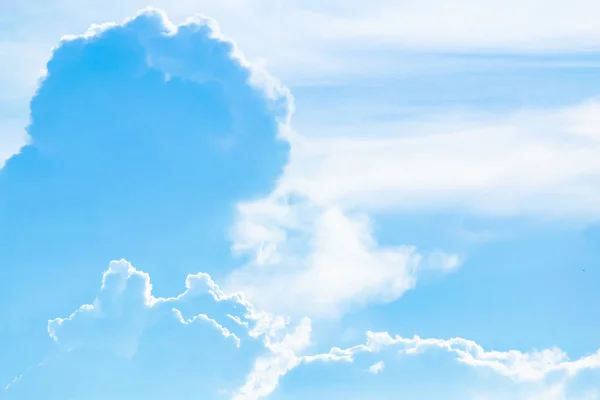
[43,259,600,400]
[0,15,302,398]
[368,361,384,374]
[45,259,314,400]
[230,321,600,398]
[47,260,242,357]
[3,0,599,174]
[0,5,291,333]
[305,330,600,383]
[227,199,460,317]
[172,308,241,348]
[223,97,600,318]
[0,10,342,399]
[2,0,600,189]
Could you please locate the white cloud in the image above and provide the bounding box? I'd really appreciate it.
[233,317,312,400]
[5,0,600,86]
[47,259,158,357]
[227,200,460,317]
[280,99,600,219]
[2,0,600,171]
[230,326,600,398]
[423,250,462,272]
[46,260,247,357]
[368,360,384,374]
[172,308,241,348]
[44,259,315,400]
[224,99,600,319]
[305,0,600,52]
[305,330,600,383]
[0,4,294,169]
[35,257,600,400]
[4,4,600,213]
[7,5,599,400]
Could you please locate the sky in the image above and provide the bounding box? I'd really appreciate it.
[0,2,599,400]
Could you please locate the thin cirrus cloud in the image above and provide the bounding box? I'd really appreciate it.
[278,99,600,219]
[4,0,600,88]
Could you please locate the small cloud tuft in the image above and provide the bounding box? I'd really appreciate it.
[368,361,385,374]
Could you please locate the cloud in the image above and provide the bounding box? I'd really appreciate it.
[2,0,600,178]
[172,308,241,348]
[1,11,325,399]
[279,99,600,219]
[43,258,315,400]
[368,361,384,374]
[3,0,600,93]
[211,322,600,398]
[220,90,598,323]
[2,0,598,176]
[6,6,597,400]
[300,0,600,52]
[0,6,291,328]
[305,330,600,383]
[227,199,460,317]
[44,256,598,400]
[42,257,332,400]
[47,260,242,357]
[233,317,312,400]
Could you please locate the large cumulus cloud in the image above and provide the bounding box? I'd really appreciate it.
[0,8,292,399]
[0,8,290,325]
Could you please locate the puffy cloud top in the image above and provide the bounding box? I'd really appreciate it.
[0,8,291,323]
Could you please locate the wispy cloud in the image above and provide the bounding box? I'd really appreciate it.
[280,99,600,219]
[228,199,460,317]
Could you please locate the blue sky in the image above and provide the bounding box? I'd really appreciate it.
[1,2,599,400]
